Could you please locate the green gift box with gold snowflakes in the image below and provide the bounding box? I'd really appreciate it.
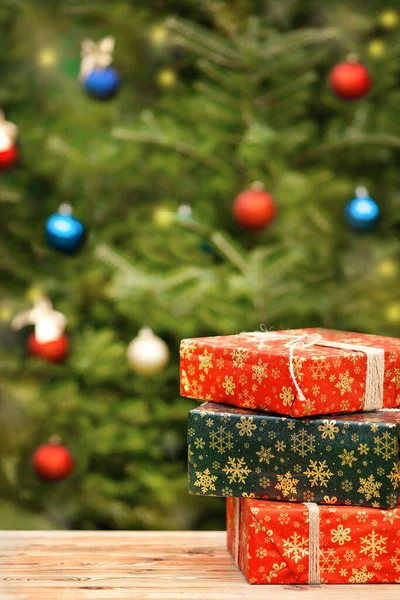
[188,403,400,508]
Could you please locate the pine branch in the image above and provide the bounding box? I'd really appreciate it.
[166,17,241,68]
[252,28,339,83]
[111,127,232,174]
[197,60,242,93]
[95,244,140,278]
[293,134,400,165]
[256,72,316,105]
[210,231,248,274]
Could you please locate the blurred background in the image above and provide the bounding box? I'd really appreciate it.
[1,0,400,531]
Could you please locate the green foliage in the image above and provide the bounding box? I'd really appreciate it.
[1,0,400,529]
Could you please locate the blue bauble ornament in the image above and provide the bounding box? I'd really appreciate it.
[46,206,86,254]
[345,187,379,231]
[200,240,214,254]
[83,67,120,100]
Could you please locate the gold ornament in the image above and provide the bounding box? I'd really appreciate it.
[379,10,399,29]
[153,207,174,227]
[127,328,169,376]
[157,68,177,88]
[0,304,12,321]
[37,49,58,68]
[385,302,400,324]
[25,286,44,303]
[149,24,168,46]
[378,260,397,278]
[368,40,385,58]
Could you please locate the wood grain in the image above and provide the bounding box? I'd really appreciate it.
[0,531,397,599]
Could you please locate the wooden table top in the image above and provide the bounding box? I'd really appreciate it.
[0,530,397,599]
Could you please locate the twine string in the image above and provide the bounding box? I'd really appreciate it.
[304,502,320,585]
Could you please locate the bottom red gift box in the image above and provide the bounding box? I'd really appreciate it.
[226,497,400,584]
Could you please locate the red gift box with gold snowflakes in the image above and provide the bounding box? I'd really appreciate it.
[226,497,400,584]
[180,328,400,417]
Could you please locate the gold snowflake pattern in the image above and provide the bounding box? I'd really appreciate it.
[335,370,354,395]
[290,428,316,457]
[391,368,400,388]
[180,340,197,359]
[344,550,357,562]
[358,443,369,455]
[191,381,203,397]
[256,445,275,464]
[231,348,249,369]
[292,357,305,381]
[222,457,251,484]
[252,358,268,384]
[387,462,400,487]
[304,460,333,488]
[275,440,286,452]
[236,416,257,437]
[382,509,399,524]
[303,490,315,502]
[319,548,340,574]
[194,468,217,494]
[309,358,328,380]
[279,386,295,406]
[317,420,339,440]
[255,547,268,559]
[338,449,357,467]
[259,476,270,488]
[181,371,190,392]
[360,530,388,560]
[374,431,397,460]
[358,474,382,501]
[390,548,400,572]
[222,375,235,395]
[194,437,205,449]
[348,566,374,583]
[275,471,299,497]
[356,510,368,523]
[330,524,351,546]
[209,426,234,454]
[278,512,290,525]
[282,532,308,563]
[198,348,213,374]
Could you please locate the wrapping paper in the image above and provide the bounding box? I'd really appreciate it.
[180,328,400,416]
[188,403,400,508]
[227,497,400,584]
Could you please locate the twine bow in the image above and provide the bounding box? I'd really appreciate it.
[11,297,67,343]
[80,36,115,80]
[0,110,18,152]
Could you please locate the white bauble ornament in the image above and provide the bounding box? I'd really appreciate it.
[127,327,169,375]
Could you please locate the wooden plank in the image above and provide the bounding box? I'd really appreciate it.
[0,531,397,600]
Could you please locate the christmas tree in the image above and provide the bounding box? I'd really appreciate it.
[1,1,400,530]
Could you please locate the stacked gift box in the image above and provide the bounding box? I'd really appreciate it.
[180,328,400,585]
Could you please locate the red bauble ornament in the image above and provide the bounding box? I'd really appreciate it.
[32,443,74,482]
[27,332,68,363]
[0,145,18,170]
[329,60,371,100]
[233,187,277,230]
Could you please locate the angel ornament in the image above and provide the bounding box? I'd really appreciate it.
[0,110,18,170]
[11,297,69,363]
[80,36,120,100]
